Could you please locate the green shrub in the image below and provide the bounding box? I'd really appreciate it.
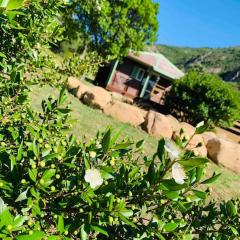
[1,1,240,239]
[165,71,240,127]
[1,82,240,238]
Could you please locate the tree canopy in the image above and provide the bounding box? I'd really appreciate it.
[64,0,159,60]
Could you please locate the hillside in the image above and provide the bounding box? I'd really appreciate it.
[147,44,240,83]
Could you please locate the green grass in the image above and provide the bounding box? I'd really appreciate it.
[30,84,240,201]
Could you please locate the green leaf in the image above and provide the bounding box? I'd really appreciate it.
[10,155,17,172]
[17,141,23,161]
[163,222,178,232]
[129,166,139,179]
[44,153,58,161]
[13,215,27,228]
[113,142,133,151]
[47,236,62,240]
[6,0,24,10]
[195,166,204,182]
[90,225,109,237]
[192,190,207,200]
[102,129,111,153]
[0,197,7,214]
[15,188,29,202]
[99,167,114,180]
[42,169,56,181]
[32,140,39,157]
[57,108,71,114]
[57,215,64,234]
[147,159,155,185]
[178,157,208,168]
[195,122,209,134]
[177,202,192,213]
[58,88,67,105]
[136,139,144,149]
[165,191,180,201]
[229,225,238,236]
[201,173,221,184]
[160,180,187,191]
[0,207,13,227]
[0,0,9,8]
[118,213,137,229]
[16,231,45,240]
[182,234,193,240]
[0,52,6,58]
[157,138,165,162]
[226,200,237,217]
[81,224,89,240]
[110,128,122,146]
[28,169,38,182]
[119,209,133,218]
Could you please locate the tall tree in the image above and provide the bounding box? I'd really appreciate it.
[63,0,159,60]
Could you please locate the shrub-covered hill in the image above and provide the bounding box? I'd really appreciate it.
[147,44,240,83]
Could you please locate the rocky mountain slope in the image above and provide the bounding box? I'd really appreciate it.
[147,44,240,83]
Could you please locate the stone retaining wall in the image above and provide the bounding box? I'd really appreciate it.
[68,77,240,173]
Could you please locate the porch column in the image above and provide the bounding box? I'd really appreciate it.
[139,70,151,98]
[106,59,119,86]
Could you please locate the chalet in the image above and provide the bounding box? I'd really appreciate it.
[95,51,184,104]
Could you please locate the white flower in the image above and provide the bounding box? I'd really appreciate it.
[89,151,96,158]
[196,121,205,128]
[84,168,103,189]
[172,162,186,185]
[164,139,180,160]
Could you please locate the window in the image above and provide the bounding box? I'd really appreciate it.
[131,66,145,81]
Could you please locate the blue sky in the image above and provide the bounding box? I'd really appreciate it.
[155,0,240,48]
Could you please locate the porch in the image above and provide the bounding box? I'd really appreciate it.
[106,59,172,105]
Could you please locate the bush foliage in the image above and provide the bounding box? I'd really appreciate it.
[63,0,159,60]
[1,80,240,239]
[1,1,240,239]
[165,71,240,127]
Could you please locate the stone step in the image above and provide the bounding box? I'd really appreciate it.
[234,121,240,129]
[228,126,240,136]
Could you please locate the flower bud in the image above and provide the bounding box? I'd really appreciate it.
[31,163,36,169]
[110,159,115,166]
[21,179,26,184]
[56,174,60,179]
[45,144,50,149]
[40,161,46,167]
[7,224,12,231]
[40,179,45,185]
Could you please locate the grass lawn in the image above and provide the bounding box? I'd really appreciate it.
[30,84,240,201]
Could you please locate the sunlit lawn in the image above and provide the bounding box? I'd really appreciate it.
[30,84,240,201]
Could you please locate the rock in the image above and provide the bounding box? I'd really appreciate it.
[67,77,81,89]
[82,87,112,111]
[143,111,173,138]
[110,92,134,104]
[179,122,196,137]
[139,109,148,120]
[178,122,207,157]
[104,100,145,126]
[165,115,181,133]
[76,82,91,100]
[202,131,217,145]
[189,135,207,157]
[206,138,240,173]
